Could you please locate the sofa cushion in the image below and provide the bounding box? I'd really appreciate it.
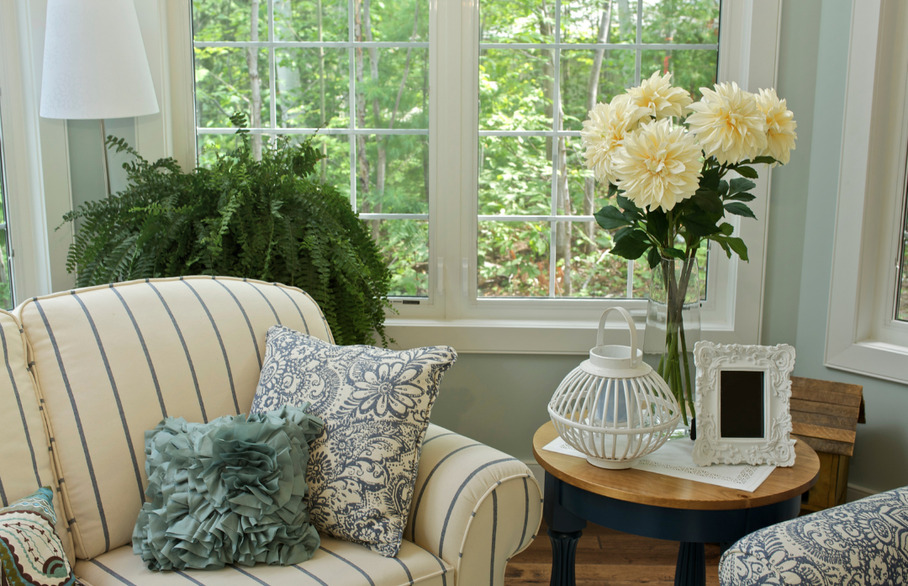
[77,535,452,585]
[0,309,74,563]
[719,486,908,585]
[133,405,323,570]
[250,326,456,557]
[17,277,333,559]
[0,486,76,586]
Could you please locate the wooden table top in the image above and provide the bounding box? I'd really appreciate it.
[533,421,820,511]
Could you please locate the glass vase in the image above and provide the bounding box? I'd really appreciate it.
[643,256,701,426]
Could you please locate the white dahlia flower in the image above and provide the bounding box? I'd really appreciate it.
[755,88,797,164]
[686,81,767,165]
[581,95,650,184]
[626,71,693,120]
[612,118,703,212]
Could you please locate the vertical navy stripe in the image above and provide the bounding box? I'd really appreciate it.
[273,285,310,334]
[181,280,240,414]
[232,565,269,584]
[409,443,483,535]
[244,280,282,325]
[0,476,6,505]
[3,325,42,490]
[438,457,517,557]
[89,559,135,584]
[34,300,111,552]
[146,282,208,422]
[71,293,145,505]
[490,490,499,585]
[392,555,415,585]
[318,546,376,586]
[520,476,530,549]
[109,285,167,418]
[173,570,205,585]
[293,563,330,585]
[212,278,263,369]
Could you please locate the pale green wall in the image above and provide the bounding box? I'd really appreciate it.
[435,0,908,495]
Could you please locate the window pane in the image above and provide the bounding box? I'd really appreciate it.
[560,0,638,44]
[898,202,908,321]
[192,0,266,42]
[479,136,551,216]
[640,50,718,101]
[0,113,14,308]
[356,134,427,214]
[480,0,553,44]
[641,0,720,45]
[195,47,270,128]
[560,221,631,298]
[274,0,348,42]
[374,219,428,297]
[479,48,553,131]
[561,49,637,131]
[478,220,550,297]
[275,48,349,129]
[354,47,429,130]
[366,0,428,42]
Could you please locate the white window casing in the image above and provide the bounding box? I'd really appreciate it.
[826,0,908,384]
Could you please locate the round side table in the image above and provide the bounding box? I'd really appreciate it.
[533,421,820,586]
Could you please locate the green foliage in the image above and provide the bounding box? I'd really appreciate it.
[63,120,393,346]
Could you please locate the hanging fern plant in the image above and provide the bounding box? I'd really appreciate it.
[63,116,392,346]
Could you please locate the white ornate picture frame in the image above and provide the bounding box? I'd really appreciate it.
[692,341,796,467]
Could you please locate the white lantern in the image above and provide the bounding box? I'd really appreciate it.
[548,307,680,469]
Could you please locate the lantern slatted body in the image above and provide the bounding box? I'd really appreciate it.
[548,307,680,469]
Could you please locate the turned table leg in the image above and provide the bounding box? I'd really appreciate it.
[675,542,706,586]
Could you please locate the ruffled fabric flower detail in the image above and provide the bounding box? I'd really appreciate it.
[581,95,650,184]
[625,71,693,120]
[687,81,767,164]
[132,405,324,571]
[612,118,703,212]
[755,88,797,164]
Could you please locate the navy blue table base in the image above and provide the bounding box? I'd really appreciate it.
[543,473,803,586]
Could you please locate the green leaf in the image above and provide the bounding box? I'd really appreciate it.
[647,246,661,269]
[610,230,651,260]
[682,214,724,239]
[616,193,643,217]
[728,177,756,196]
[724,202,758,219]
[726,237,749,261]
[662,247,687,260]
[719,222,734,236]
[608,183,620,198]
[725,192,757,203]
[594,206,632,230]
[735,166,759,179]
[646,209,669,242]
[688,191,724,216]
[750,155,777,165]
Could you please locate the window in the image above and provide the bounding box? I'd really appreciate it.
[173,0,780,352]
[0,114,15,308]
[826,0,908,384]
[898,197,908,322]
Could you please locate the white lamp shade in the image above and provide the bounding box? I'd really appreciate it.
[40,0,159,119]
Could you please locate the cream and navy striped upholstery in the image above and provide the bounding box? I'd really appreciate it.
[76,535,452,585]
[0,309,74,563]
[408,425,542,585]
[10,276,542,585]
[17,277,333,560]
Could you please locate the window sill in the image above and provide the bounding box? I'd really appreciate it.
[825,338,908,386]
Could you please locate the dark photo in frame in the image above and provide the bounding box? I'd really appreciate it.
[719,370,766,439]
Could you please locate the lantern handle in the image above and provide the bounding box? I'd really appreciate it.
[596,306,639,366]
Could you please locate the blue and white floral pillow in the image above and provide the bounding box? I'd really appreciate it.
[250,325,457,557]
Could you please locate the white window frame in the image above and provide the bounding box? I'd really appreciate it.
[157,0,781,354]
[826,0,908,385]
[0,0,75,302]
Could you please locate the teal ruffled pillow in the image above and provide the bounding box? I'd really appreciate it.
[132,405,323,571]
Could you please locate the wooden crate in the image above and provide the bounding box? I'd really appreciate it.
[789,376,864,514]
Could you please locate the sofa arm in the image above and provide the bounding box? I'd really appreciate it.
[406,424,542,586]
[719,486,908,585]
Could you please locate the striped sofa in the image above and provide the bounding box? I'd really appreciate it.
[1,276,542,585]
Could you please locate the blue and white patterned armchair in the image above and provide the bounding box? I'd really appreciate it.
[719,486,908,585]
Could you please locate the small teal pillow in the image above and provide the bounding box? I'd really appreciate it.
[0,486,77,586]
[132,404,323,571]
